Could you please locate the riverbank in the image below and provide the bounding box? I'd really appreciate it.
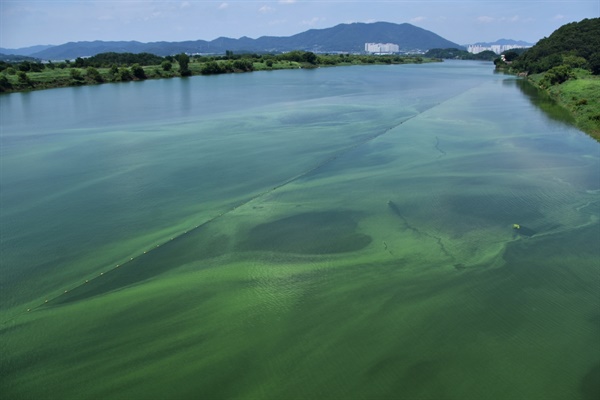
[525,69,600,141]
[0,54,435,94]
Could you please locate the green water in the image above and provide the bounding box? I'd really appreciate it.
[1,62,599,399]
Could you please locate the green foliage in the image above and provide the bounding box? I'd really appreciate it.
[424,48,497,61]
[588,53,600,75]
[131,63,146,79]
[562,55,588,69]
[513,18,600,75]
[118,67,133,81]
[201,61,223,75]
[0,75,13,92]
[80,52,164,68]
[232,59,254,72]
[85,67,104,83]
[503,51,520,62]
[70,68,84,83]
[176,53,191,76]
[0,50,439,93]
[18,61,31,72]
[17,71,32,86]
[74,57,86,68]
[540,65,574,87]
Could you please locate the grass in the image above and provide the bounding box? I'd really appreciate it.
[528,69,600,140]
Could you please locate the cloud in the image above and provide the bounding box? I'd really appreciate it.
[553,14,565,20]
[279,0,296,4]
[477,16,495,23]
[259,5,275,14]
[410,16,426,24]
[301,17,325,26]
[180,1,191,9]
[218,3,229,10]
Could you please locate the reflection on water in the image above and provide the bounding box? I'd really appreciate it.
[511,78,575,126]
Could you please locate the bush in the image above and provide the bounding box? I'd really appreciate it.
[86,67,104,83]
[0,75,13,91]
[70,68,84,83]
[118,67,132,81]
[541,64,573,87]
[131,63,146,79]
[17,71,32,85]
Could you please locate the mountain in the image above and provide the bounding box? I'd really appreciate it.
[0,44,55,56]
[469,39,533,47]
[28,22,462,60]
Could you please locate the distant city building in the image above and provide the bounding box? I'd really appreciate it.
[467,44,530,54]
[365,43,400,54]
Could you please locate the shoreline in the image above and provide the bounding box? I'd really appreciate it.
[0,54,436,95]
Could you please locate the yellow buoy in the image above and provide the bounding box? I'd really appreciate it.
[513,224,521,229]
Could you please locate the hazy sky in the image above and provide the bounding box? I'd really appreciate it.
[1,0,598,49]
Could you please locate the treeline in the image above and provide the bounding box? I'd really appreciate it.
[496,18,600,78]
[0,50,433,93]
[494,18,600,139]
[424,48,498,61]
[74,52,165,67]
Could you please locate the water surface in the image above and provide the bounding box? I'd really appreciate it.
[1,61,599,400]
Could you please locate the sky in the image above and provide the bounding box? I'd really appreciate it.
[1,0,599,49]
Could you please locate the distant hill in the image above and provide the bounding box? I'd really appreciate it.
[28,22,462,60]
[0,45,55,56]
[512,18,600,74]
[0,54,41,62]
[470,39,533,47]
[424,48,497,61]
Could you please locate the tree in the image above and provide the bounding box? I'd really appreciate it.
[86,66,103,83]
[17,71,32,86]
[118,67,132,81]
[131,63,146,79]
[161,60,172,71]
[70,68,84,83]
[589,53,600,75]
[503,51,520,62]
[177,53,191,76]
[30,63,44,72]
[0,75,13,92]
[201,61,223,75]
[301,51,317,64]
[18,61,31,72]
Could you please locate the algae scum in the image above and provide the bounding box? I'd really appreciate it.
[1,62,599,399]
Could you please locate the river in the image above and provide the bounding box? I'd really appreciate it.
[1,61,599,399]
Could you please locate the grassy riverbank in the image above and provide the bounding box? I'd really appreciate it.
[527,70,600,140]
[0,53,433,94]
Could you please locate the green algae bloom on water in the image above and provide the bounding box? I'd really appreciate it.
[1,62,598,400]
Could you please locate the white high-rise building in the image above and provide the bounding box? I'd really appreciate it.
[365,43,400,54]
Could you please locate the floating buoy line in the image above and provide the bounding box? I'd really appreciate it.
[13,91,484,320]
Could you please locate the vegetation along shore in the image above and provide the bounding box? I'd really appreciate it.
[0,51,434,94]
[495,18,600,140]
